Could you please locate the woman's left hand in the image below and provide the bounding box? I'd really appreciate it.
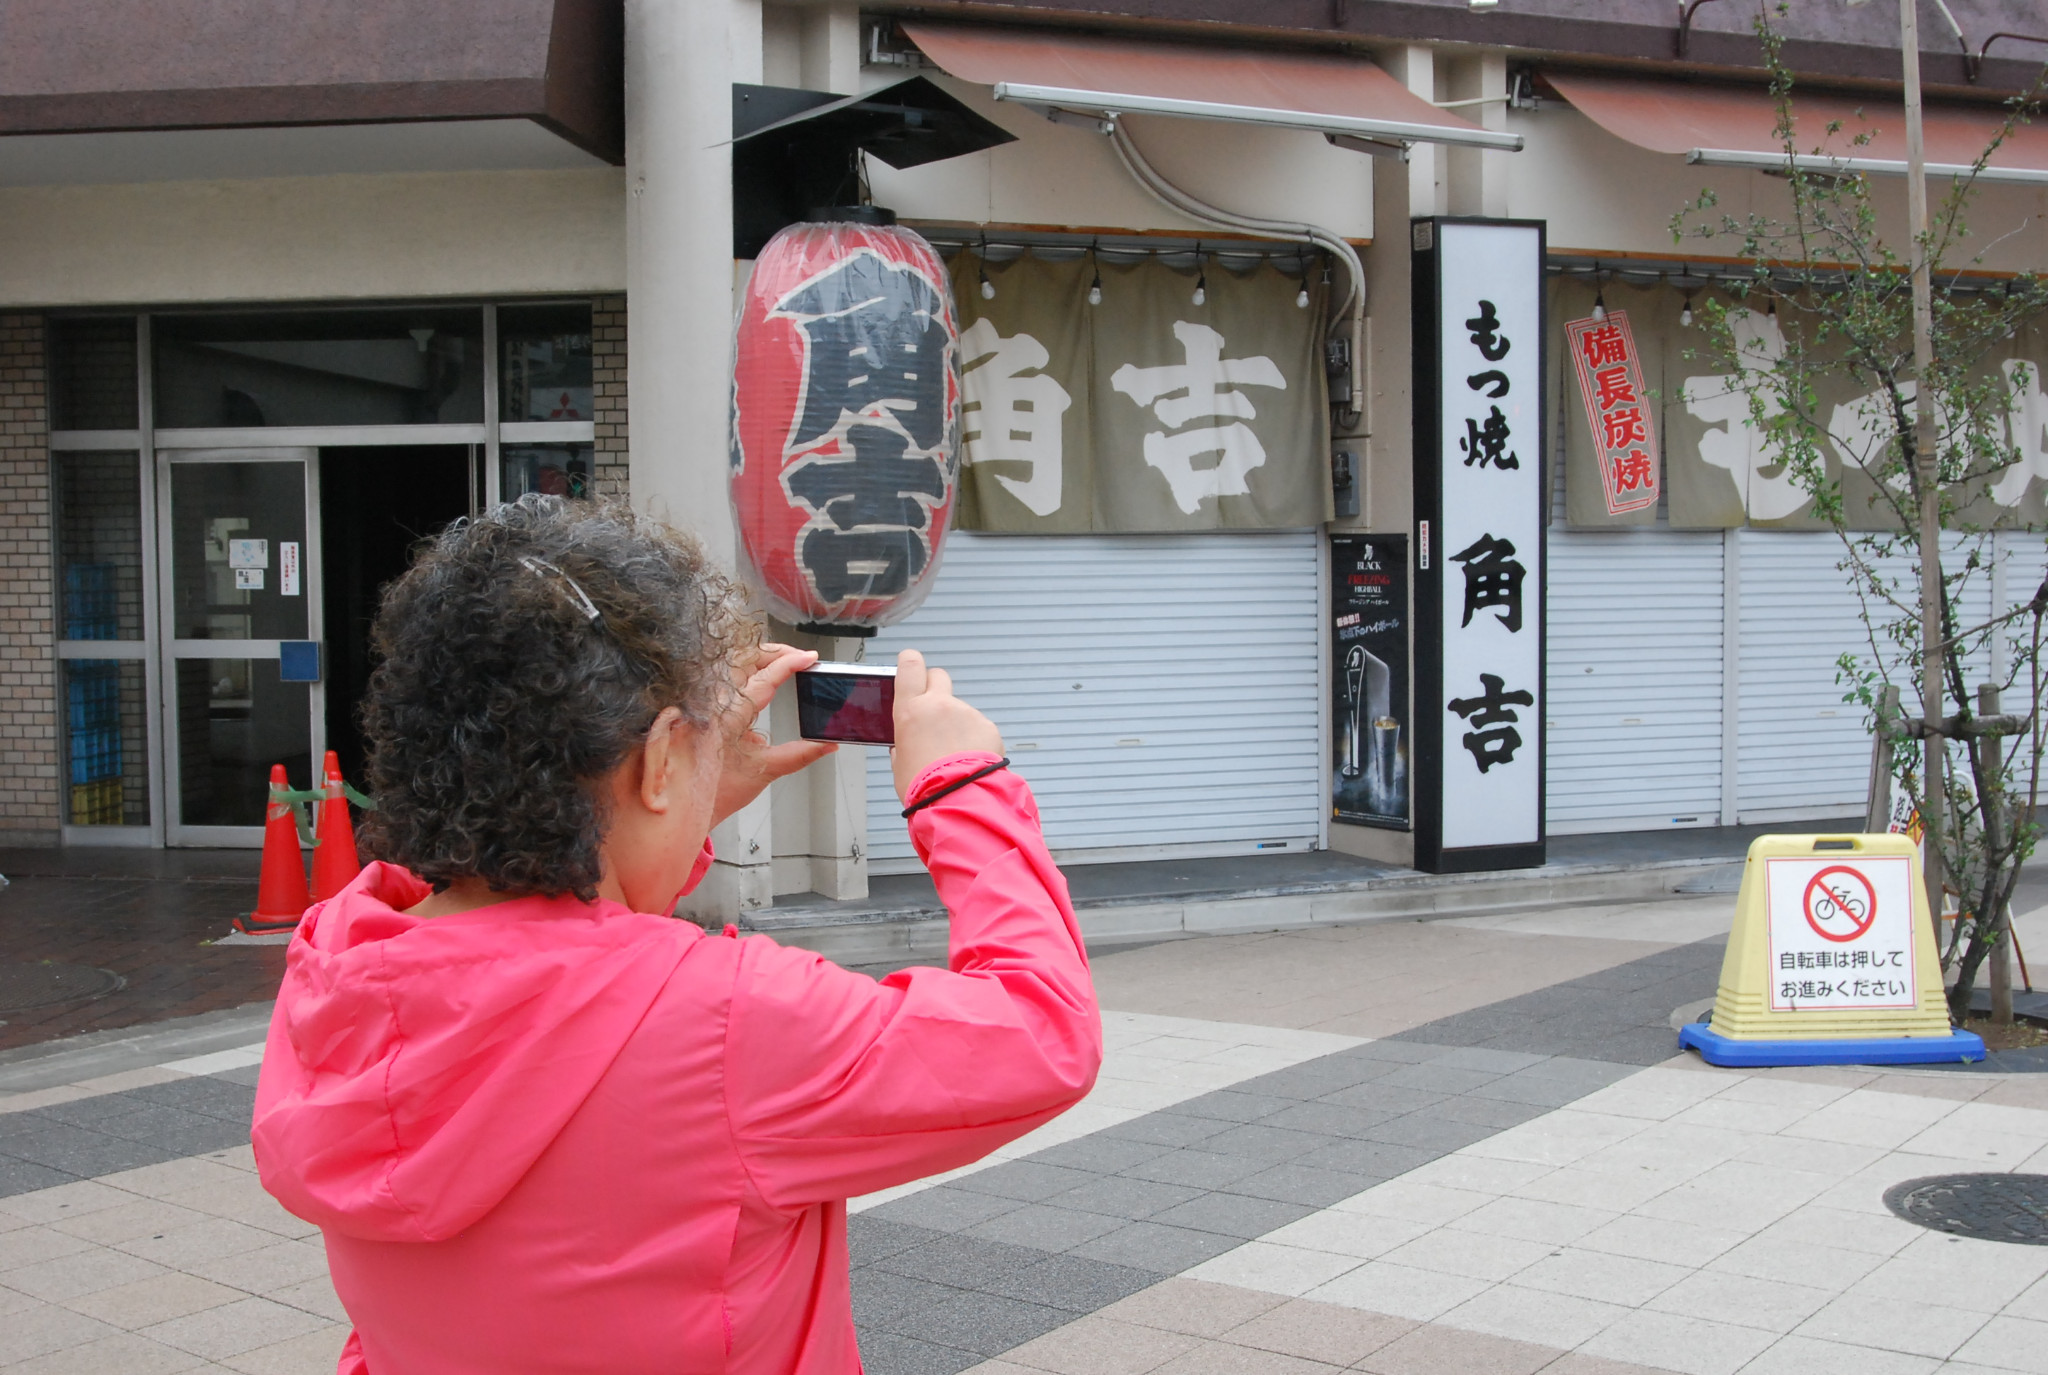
[711,642,837,828]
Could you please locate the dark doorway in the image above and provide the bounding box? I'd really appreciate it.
[320,446,475,789]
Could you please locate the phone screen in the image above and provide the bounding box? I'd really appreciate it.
[795,667,896,745]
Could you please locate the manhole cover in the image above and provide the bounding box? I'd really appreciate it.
[1885,1174,2048,1245]
[0,962,123,1013]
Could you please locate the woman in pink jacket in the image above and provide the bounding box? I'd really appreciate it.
[251,497,1102,1374]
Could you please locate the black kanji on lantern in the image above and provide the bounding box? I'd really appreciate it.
[1450,534,1525,633]
[778,251,951,453]
[785,425,949,601]
[1447,672,1534,773]
[1465,300,1511,362]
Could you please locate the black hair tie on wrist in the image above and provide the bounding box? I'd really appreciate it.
[901,758,1011,818]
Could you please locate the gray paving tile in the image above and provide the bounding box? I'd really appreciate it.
[1429,1096,1552,1129]
[0,1155,73,1197]
[1171,1090,1295,1124]
[981,1253,1163,1313]
[1119,1148,1270,1190]
[1224,1163,1382,1207]
[1465,1074,1605,1108]
[1373,1063,1505,1095]
[865,1187,1022,1235]
[1429,1047,1550,1074]
[852,1266,961,1326]
[1070,1220,1243,1271]
[126,1078,257,1121]
[1047,1174,1203,1221]
[1098,1113,1230,1148]
[848,1330,982,1375]
[848,1216,941,1266]
[215,1065,266,1088]
[880,1290,1071,1357]
[0,1121,174,1176]
[963,1203,1128,1252]
[1242,1058,1395,1100]
[1360,1115,1499,1153]
[92,1105,248,1153]
[1146,1191,1316,1239]
[1191,1122,1333,1162]
[1258,1101,1398,1137]
[29,1095,145,1127]
[947,1160,1101,1203]
[1510,1055,1639,1087]
[1318,1084,1452,1115]
[1339,1040,1457,1064]
[1023,1135,1172,1175]
[1294,1138,1438,1179]
[870,1233,1048,1289]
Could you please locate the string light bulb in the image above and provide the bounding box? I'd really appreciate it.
[1297,284,1311,308]
[1192,260,1208,307]
[1680,294,1695,327]
[979,267,995,300]
[1590,287,1607,322]
[1088,242,1102,306]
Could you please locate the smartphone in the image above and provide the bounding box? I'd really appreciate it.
[794,663,897,745]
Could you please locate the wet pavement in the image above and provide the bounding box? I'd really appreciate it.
[0,852,277,1055]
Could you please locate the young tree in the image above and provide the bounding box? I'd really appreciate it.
[1670,14,2048,1023]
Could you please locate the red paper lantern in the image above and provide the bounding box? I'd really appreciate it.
[731,220,961,631]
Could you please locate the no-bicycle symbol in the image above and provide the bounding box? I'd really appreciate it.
[1802,865,1878,943]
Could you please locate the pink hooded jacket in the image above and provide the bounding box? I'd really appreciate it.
[251,754,1101,1374]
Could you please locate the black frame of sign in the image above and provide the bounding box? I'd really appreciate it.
[1411,215,1548,874]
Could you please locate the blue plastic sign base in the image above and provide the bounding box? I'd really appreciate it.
[1679,1021,1986,1067]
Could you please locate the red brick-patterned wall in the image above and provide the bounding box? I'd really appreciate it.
[0,315,59,847]
[592,294,627,499]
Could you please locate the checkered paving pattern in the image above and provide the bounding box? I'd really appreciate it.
[3,906,2048,1373]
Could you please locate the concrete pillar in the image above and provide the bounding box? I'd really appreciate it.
[1386,46,1443,220]
[800,5,862,95]
[1444,54,1510,219]
[626,0,774,920]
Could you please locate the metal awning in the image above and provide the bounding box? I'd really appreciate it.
[1547,71,2048,186]
[900,22,1522,154]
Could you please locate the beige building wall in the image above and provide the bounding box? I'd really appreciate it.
[0,168,626,309]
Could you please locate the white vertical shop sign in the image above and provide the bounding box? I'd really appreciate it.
[1412,219,1546,871]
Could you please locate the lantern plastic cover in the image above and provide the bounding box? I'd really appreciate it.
[730,221,962,631]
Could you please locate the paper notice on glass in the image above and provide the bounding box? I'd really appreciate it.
[228,538,269,569]
[280,542,300,597]
[235,567,265,591]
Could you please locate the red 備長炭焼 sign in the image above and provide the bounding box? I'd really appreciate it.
[730,220,962,631]
[1566,311,1660,517]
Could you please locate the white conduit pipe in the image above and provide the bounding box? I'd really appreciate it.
[1107,117,1367,426]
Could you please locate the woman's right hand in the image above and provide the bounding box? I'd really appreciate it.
[891,649,1003,804]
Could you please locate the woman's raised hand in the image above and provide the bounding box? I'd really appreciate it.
[710,642,836,827]
[891,649,1003,804]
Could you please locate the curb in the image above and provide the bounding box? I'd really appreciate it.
[743,854,1744,966]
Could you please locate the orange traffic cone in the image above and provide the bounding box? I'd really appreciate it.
[237,764,310,935]
[310,750,363,903]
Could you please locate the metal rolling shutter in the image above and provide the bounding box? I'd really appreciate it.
[863,531,1323,871]
[1545,525,1725,833]
[1735,531,1875,820]
[1735,530,1995,822]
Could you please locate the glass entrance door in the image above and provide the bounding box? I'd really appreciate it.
[159,448,321,845]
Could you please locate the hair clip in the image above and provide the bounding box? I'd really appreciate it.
[518,554,601,622]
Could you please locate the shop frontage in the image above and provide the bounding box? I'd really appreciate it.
[3,0,2046,924]
[48,304,604,846]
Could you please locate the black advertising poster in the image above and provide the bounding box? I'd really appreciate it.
[1331,534,1410,829]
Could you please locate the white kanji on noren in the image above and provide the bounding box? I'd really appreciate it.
[959,318,1073,518]
[1110,321,1286,514]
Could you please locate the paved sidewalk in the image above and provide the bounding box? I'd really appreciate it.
[3,892,2048,1373]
